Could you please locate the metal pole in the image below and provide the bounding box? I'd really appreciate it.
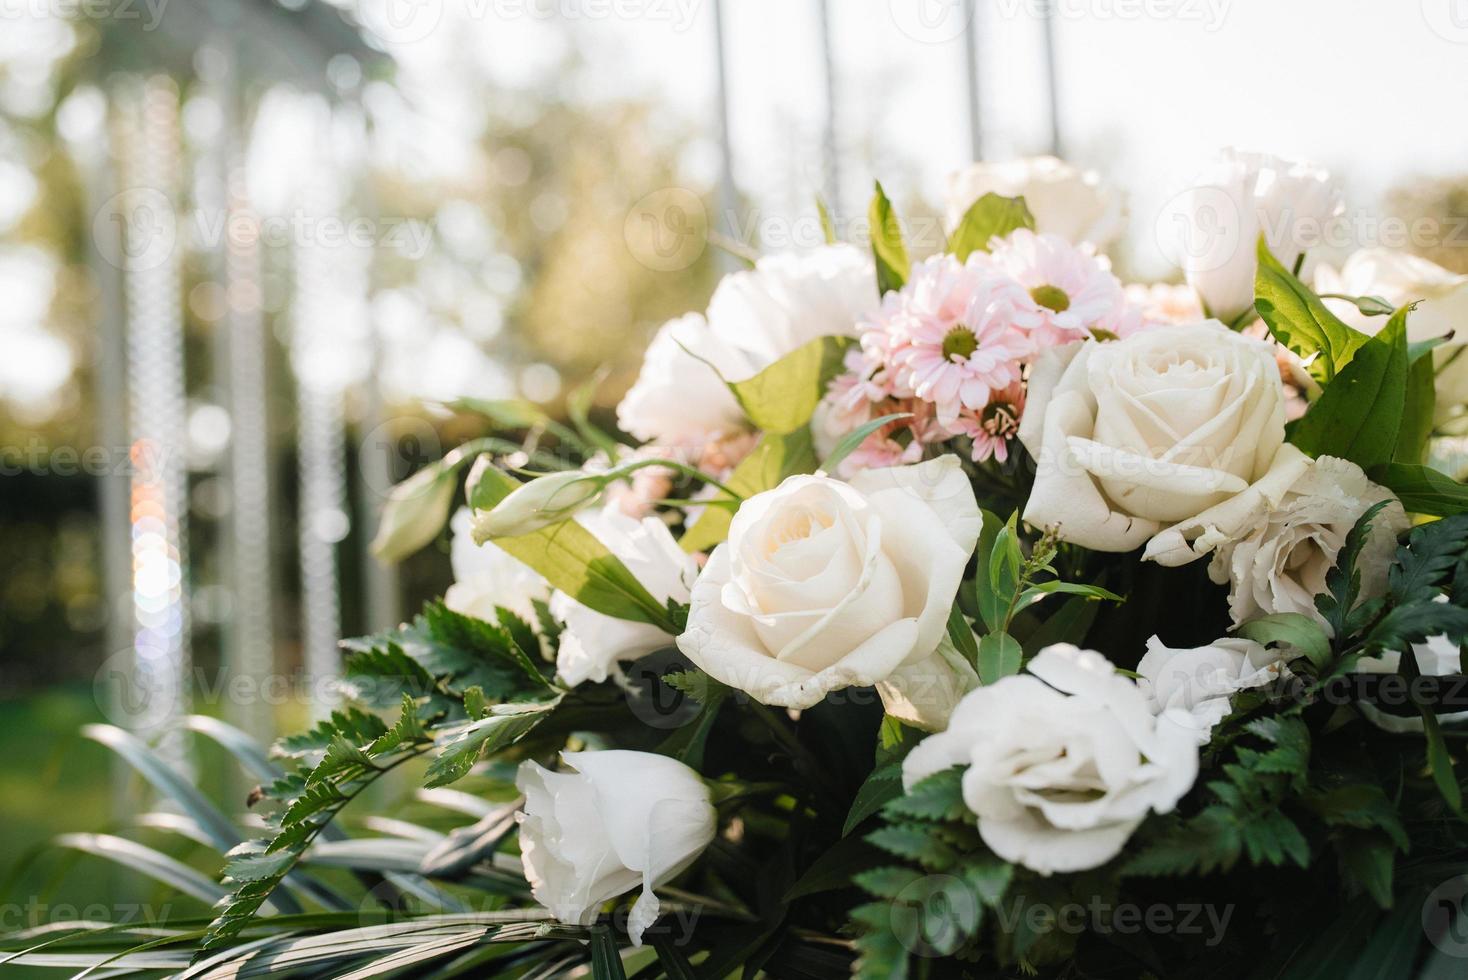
[116,76,192,773]
[711,0,738,272]
[963,0,983,162]
[817,0,841,220]
[1040,0,1062,157]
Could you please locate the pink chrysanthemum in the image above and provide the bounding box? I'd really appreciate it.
[987,228,1127,345]
[949,383,1026,464]
[861,255,1033,427]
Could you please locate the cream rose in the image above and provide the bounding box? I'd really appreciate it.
[945,156,1123,248]
[1020,322,1309,556]
[676,456,981,718]
[1136,635,1284,743]
[516,750,715,946]
[903,645,1199,874]
[1192,456,1407,629]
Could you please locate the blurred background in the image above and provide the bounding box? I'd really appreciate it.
[4,0,1468,942]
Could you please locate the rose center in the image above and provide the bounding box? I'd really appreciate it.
[1030,284,1071,312]
[942,325,979,361]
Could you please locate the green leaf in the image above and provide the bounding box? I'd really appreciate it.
[423,698,561,788]
[1395,352,1436,464]
[946,192,1035,261]
[946,604,980,668]
[1290,304,1411,470]
[866,824,956,871]
[1337,831,1397,908]
[843,762,904,837]
[783,835,885,902]
[472,465,677,632]
[1012,580,1125,616]
[1235,612,1332,671]
[1301,784,1409,851]
[869,181,910,296]
[54,832,229,907]
[883,768,967,823]
[1254,237,1369,383]
[588,926,626,980]
[1371,462,1468,517]
[1317,499,1393,640]
[727,335,853,434]
[815,196,838,245]
[820,412,912,474]
[977,631,1022,685]
[970,509,1005,632]
[679,428,817,553]
[650,933,698,980]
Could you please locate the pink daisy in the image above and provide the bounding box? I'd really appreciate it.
[987,228,1127,345]
[949,382,1026,464]
[862,255,1033,427]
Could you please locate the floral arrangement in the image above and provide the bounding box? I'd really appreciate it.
[11,151,1468,978]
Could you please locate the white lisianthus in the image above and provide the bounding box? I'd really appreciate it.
[617,246,876,448]
[551,506,699,687]
[443,508,548,625]
[616,313,752,447]
[903,645,1198,875]
[1165,149,1342,323]
[516,750,716,946]
[1019,321,1310,556]
[676,457,981,717]
[945,156,1123,248]
[1191,456,1406,629]
[1136,635,1284,744]
[1316,248,1468,426]
[705,244,875,364]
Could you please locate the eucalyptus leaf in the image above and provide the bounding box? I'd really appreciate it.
[977,631,1022,685]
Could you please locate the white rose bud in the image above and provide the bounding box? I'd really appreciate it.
[945,156,1123,248]
[1136,635,1284,744]
[1200,456,1407,629]
[474,469,605,540]
[1165,149,1342,323]
[516,750,716,945]
[903,645,1199,875]
[677,456,981,718]
[1020,321,1310,558]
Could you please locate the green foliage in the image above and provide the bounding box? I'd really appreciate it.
[1254,237,1369,383]
[820,412,912,474]
[471,463,681,632]
[1372,462,1468,516]
[1290,305,1411,469]
[1235,612,1331,671]
[946,192,1035,261]
[868,181,909,296]
[726,334,854,435]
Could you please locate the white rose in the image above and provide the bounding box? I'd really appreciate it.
[618,247,877,448]
[676,456,981,717]
[444,508,548,625]
[1193,456,1407,629]
[1165,149,1342,323]
[903,645,1198,875]
[516,750,716,945]
[1316,248,1468,426]
[1019,322,1310,556]
[945,156,1123,248]
[551,506,699,687]
[706,244,875,365]
[1136,635,1284,744]
[616,313,753,447]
